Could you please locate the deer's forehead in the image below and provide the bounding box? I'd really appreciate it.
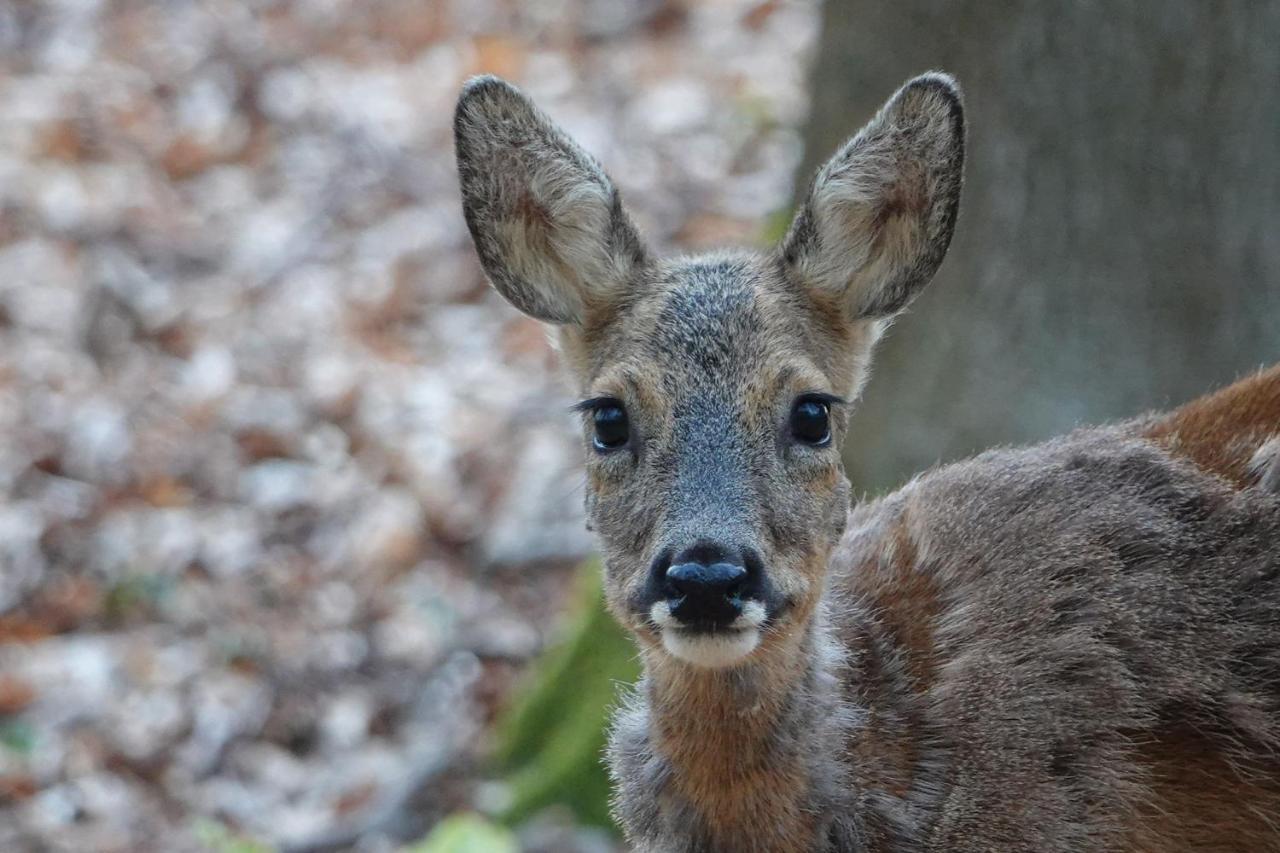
[648,262,765,379]
[589,257,827,410]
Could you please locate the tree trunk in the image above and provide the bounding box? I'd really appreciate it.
[801,1,1280,492]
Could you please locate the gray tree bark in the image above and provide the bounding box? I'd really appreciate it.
[800,1,1280,492]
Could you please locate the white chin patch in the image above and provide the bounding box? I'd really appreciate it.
[661,628,760,668]
[648,600,768,668]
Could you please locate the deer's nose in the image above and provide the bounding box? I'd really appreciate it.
[663,543,750,627]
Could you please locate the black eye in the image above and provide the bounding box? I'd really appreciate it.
[592,403,629,450]
[790,398,831,446]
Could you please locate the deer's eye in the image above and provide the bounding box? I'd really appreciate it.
[592,403,630,450]
[790,397,831,446]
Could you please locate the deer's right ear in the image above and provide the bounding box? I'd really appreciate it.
[454,76,649,325]
[781,73,965,321]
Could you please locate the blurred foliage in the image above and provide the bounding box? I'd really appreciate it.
[103,573,173,624]
[759,206,795,246]
[407,813,518,853]
[494,561,640,831]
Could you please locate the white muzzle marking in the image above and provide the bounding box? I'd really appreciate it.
[648,599,767,668]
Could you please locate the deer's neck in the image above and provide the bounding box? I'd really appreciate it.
[610,614,862,852]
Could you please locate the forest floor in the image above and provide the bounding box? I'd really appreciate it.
[0,1,818,850]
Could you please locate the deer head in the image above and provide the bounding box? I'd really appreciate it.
[455,74,964,669]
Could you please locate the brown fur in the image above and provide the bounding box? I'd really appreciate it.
[1146,363,1280,486]
[1125,723,1280,852]
[644,651,822,853]
[456,74,1280,851]
[854,524,942,688]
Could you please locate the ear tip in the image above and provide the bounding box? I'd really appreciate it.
[455,74,528,129]
[460,74,518,99]
[899,71,964,113]
[905,71,963,100]
[893,71,966,143]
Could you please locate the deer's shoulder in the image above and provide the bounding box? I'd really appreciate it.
[826,369,1280,851]
[838,365,1280,604]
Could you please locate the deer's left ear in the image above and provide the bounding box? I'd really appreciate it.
[781,73,964,320]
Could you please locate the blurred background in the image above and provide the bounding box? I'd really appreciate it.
[0,1,1275,851]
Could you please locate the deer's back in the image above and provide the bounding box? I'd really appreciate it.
[833,366,1280,851]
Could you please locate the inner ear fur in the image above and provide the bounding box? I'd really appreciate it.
[454,75,649,325]
[782,72,965,320]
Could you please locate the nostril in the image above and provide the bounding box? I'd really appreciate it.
[666,562,746,595]
[664,562,700,598]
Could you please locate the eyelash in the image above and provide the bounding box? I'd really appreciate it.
[572,396,622,414]
[795,391,844,407]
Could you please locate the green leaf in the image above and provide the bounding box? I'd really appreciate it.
[405,813,518,853]
[192,817,274,853]
[0,719,36,755]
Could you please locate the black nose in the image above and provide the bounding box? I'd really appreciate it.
[662,543,752,627]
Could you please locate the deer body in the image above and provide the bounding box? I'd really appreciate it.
[455,73,1280,851]
[613,369,1280,851]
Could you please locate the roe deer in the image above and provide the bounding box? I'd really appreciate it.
[454,73,1280,851]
